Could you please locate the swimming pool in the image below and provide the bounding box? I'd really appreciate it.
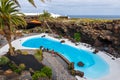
[22,37,109,79]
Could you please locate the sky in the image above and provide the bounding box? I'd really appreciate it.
[19,0,120,15]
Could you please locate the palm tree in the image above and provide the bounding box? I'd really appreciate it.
[39,10,53,33]
[0,0,27,55]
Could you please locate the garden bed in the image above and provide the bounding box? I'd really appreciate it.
[5,54,44,70]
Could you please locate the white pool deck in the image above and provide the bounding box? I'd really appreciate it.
[0,33,120,80]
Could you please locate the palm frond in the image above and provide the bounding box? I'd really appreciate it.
[11,0,47,7]
[40,0,45,3]
[12,0,20,7]
[0,0,26,31]
[28,0,36,7]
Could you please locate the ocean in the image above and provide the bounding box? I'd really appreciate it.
[68,15,120,19]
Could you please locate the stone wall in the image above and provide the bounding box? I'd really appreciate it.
[45,20,120,57]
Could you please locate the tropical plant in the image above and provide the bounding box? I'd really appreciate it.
[68,62,74,70]
[39,10,53,33]
[41,66,52,78]
[0,56,10,65]
[15,49,22,54]
[39,10,51,21]
[8,62,26,74]
[70,69,76,76]
[8,62,21,73]
[32,71,47,80]
[34,49,43,62]
[22,51,29,55]
[19,63,26,70]
[0,0,27,55]
[74,32,81,42]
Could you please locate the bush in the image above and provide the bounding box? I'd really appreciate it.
[8,62,18,73]
[23,30,30,34]
[32,66,52,80]
[14,68,22,73]
[15,49,22,54]
[29,68,34,73]
[22,51,28,55]
[68,62,74,70]
[0,56,10,65]
[32,71,47,80]
[74,33,81,42]
[70,69,76,76]
[19,63,26,70]
[34,49,43,62]
[8,62,16,69]
[8,62,26,74]
[41,66,52,78]
[56,35,62,39]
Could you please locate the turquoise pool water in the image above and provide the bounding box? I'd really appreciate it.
[22,37,109,79]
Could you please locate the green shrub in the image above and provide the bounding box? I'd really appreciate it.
[41,66,52,78]
[15,49,22,54]
[8,62,25,74]
[74,33,81,42]
[0,56,10,65]
[22,51,28,55]
[56,35,62,39]
[14,68,22,73]
[68,62,74,70]
[68,64,71,70]
[19,63,26,70]
[32,71,47,80]
[34,49,43,62]
[37,49,42,55]
[29,68,34,73]
[8,62,18,72]
[23,30,30,34]
[70,69,76,76]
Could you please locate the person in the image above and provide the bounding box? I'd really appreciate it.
[51,50,56,56]
[46,48,49,52]
[40,46,43,49]
[39,46,44,51]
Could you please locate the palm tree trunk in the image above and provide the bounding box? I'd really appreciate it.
[42,21,46,33]
[3,26,14,55]
[7,38,14,55]
[44,21,53,34]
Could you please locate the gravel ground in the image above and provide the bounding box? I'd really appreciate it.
[42,52,76,80]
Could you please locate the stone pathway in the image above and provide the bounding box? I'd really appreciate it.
[42,52,76,80]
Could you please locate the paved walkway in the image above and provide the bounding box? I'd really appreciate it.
[42,52,76,80]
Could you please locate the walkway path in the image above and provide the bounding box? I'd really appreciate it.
[42,52,76,80]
